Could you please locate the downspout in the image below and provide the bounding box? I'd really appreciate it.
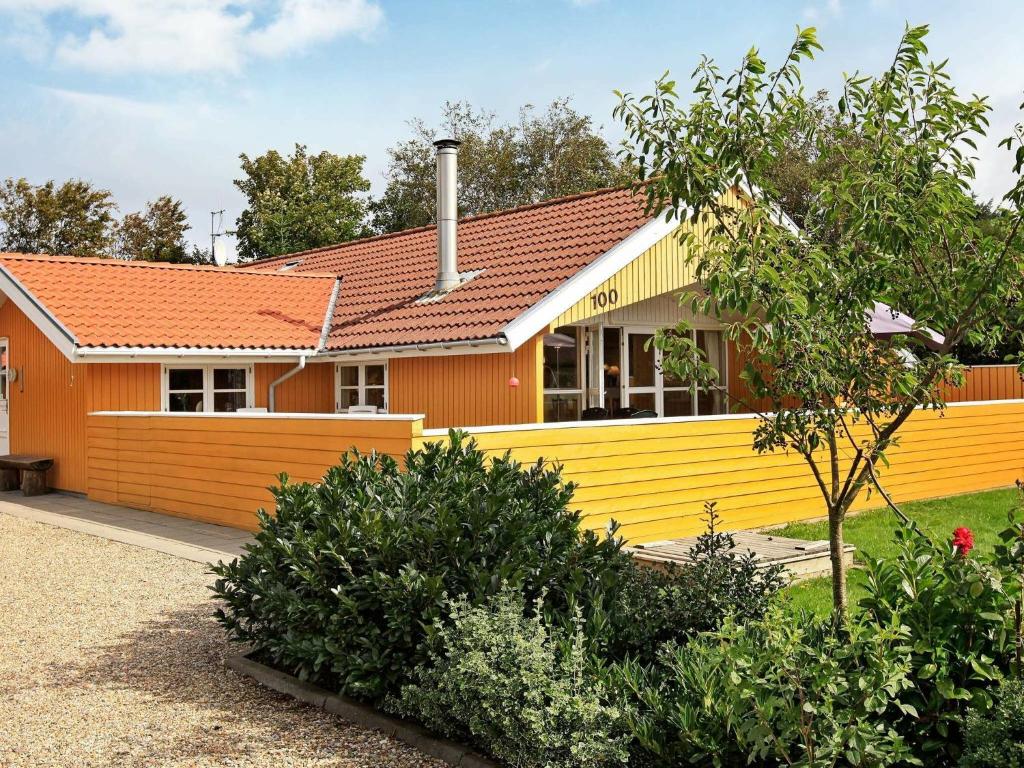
[268,355,305,413]
[268,277,342,413]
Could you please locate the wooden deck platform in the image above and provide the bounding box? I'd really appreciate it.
[625,531,856,580]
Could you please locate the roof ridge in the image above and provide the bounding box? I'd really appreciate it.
[243,184,638,267]
[0,252,338,278]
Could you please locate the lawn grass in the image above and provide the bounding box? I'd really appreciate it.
[768,487,1020,616]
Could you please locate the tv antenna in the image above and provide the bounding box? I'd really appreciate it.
[210,209,235,266]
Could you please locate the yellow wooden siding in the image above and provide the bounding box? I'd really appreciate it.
[555,189,742,326]
[389,332,544,429]
[253,362,334,412]
[86,413,424,529]
[420,401,1024,543]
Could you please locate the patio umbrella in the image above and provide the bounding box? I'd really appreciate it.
[543,332,577,348]
[869,301,944,351]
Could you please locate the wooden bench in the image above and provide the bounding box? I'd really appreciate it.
[0,455,54,496]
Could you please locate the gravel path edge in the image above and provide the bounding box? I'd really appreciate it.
[226,654,499,768]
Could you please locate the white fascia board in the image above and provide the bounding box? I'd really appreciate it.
[0,266,77,360]
[318,336,510,361]
[73,346,319,363]
[500,211,681,350]
[741,182,802,236]
[89,409,427,422]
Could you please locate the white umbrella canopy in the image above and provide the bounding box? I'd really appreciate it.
[543,332,577,349]
[869,301,945,351]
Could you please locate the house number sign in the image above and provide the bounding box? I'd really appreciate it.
[589,288,619,311]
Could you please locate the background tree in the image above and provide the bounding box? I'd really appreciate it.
[115,195,205,263]
[616,25,1024,619]
[762,89,855,243]
[369,98,632,234]
[234,144,370,262]
[0,177,118,256]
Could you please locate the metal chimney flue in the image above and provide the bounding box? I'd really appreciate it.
[434,138,461,292]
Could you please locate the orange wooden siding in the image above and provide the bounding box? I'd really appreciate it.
[86,413,424,529]
[86,363,161,412]
[389,332,544,428]
[0,299,341,492]
[727,344,1024,414]
[942,365,1024,403]
[430,401,1024,543]
[0,299,92,492]
[253,362,335,412]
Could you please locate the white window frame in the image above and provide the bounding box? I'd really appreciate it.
[334,362,389,413]
[543,325,585,422]
[161,363,254,413]
[620,325,729,417]
[0,337,8,403]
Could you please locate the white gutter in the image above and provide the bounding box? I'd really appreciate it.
[73,346,318,358]
[319,335,509,359]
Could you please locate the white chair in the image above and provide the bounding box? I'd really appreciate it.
[348,405,379,414]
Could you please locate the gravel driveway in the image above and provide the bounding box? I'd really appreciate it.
[0,513,444,768]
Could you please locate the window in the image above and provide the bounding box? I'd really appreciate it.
[163,365,253,413]
[543,326,583,422]
[335,363,388,412]
[659,329,727,417]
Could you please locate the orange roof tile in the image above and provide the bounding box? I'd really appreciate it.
[0,254,337,351]
[247,186,654,350]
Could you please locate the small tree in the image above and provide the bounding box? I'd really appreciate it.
[116,195,192,262]
[369,98,631,234]
[615,25,1024,619]
[234,144,370,261]
[0,177,118,256]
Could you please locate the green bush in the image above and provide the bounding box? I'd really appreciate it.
[211,431,629,703]
[606,502,786,664]
[860,526,1012,761]
[395,590,629,768]
[960,679,1024,768]
[612,608,920,768]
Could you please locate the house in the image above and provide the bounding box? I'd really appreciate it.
[0,139,750,495]
[0,139,1020,539]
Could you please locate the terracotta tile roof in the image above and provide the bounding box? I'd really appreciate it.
[0,253,337,350]
[247,186,654,350]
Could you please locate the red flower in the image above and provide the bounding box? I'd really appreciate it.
[952,526,974,557]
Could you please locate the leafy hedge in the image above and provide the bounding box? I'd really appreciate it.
[960,679,1024,768]
[396,590,630,768]
[212,430,1024,767]
[211,431,630,703]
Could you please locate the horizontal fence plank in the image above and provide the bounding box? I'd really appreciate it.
[86,403,1024,541]
[85,412,419,530]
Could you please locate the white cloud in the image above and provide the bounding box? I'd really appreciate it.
[803,0,841,23]
[0,0,383,75]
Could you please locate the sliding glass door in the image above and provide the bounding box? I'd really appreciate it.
[620,326,728,418]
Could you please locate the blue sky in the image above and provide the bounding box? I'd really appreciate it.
[1,0,1021,253]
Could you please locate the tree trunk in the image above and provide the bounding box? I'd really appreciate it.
[828,510,848,621]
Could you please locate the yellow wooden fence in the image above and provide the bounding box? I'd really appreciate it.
[86,400,1024,541]
[420,400,1024,542]
[86,412,424,530]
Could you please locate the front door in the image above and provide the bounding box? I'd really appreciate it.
[0,339,9,454]
[624,330,659,414]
